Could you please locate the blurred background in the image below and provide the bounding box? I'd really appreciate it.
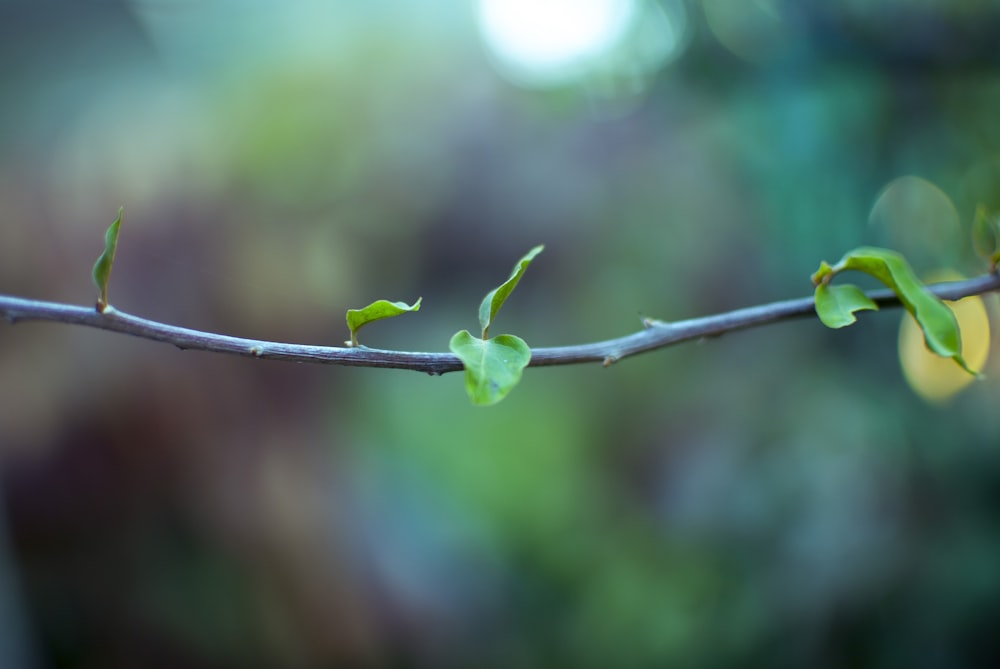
[3,0,1000,667]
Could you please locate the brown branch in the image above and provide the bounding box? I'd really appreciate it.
[3,272,999,375]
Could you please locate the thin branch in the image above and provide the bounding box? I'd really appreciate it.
[2,272,999,376]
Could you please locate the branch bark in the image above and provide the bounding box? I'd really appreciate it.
[3,272,999,376]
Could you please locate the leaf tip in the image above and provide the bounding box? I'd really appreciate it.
[811,261,834,286]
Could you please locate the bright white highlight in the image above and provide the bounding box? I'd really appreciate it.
[477,0,635,85]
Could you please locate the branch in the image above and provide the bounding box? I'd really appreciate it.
[3,273,999,376]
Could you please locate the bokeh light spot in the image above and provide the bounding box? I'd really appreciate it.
[703,0,788,64]
[476,0,688,91]
[478,0,632,75]
[869,176,960,268]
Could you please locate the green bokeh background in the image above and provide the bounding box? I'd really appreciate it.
[3,1,1000,667]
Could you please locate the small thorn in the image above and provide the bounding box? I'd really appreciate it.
[602,356,617,367]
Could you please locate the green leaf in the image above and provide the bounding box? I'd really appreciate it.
[449,330,531,406]
[972,205,997,258]
[972,204,1000,269]
[345,297,421,346]
[814,283,879,328]
[815,246,975,374]
[451,245,542,404]
[478,245,544,337]
[92,207,123,311]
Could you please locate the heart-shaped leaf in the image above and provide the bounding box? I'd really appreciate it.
[92,207,123,312]
[478,245,543,337]
[345,297,421,346]
[813,246,976,374]
[814,283,878,328]
[449,330,531,406]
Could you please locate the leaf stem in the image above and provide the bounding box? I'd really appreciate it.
[2,272,999,375]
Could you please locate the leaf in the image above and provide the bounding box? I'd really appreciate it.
[449,330,531,406]
[478,245,544,337]
[971,204,1000,269]
[92,207,123,311]
[972,205,997,258]
[814,283,878,328]
[345,297,421,346]
[815,246,975,374]
[451,245,542,404]
[899,271,990,403]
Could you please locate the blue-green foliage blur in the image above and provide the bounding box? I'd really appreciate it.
[2,1,1000,667]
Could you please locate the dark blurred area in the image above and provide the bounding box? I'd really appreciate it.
[3,1,1000,667]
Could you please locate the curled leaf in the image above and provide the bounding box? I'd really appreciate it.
[810,260,835,286]
[478,245,544,338]
[92,207,123,312]
[813,246,975,374]
[814,283,878,328]
[345,297,421,346]
[449,330,531,406]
